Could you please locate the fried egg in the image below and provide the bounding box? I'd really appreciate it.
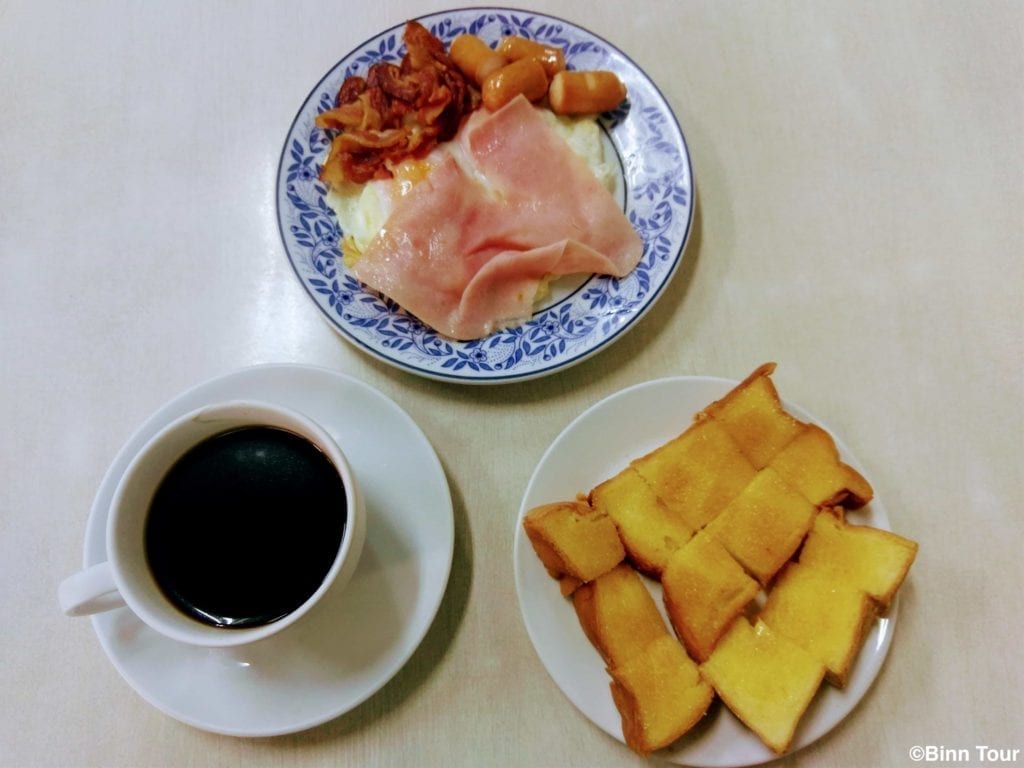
[326,108,617,266]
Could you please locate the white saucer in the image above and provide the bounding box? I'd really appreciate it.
[82,364,454,736]
[514,376,898,766]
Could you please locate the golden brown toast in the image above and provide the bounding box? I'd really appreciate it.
[661,531,760,662]
[608,634,714,756]
[631,418,756,530]
[572,563,669,669]
[522,500,625,595]
[520,363,917,756]
[768,423,874,509]
[798,510,918,610]
[759,561,877,687]
[701,362,804,469]
[703,467,817,586]
[699,618,826,755]
[589,465,693,577]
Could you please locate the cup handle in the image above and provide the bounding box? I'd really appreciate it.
[58,562,126,616]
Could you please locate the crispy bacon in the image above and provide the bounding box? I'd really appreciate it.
[316,21,478,185]
[337,75,366,105]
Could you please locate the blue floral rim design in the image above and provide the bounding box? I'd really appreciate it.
[276,7,694,383]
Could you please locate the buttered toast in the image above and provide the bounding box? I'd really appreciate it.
[522,500,624,596]
[572,563,669,669]
[702,466,817,586]
[661,531,759,662]
[768,424,874,508]
[609,635,714,756]
[701,362,804,469]
[759,560,877,687]
[699,618,826,755]
[798,509,918,609]
[589,465,693,576]
[521,363,917,757]
[630,417,756,530]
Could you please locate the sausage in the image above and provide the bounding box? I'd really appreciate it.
[482,58,549,112]
[496,36,566,78]
[450,34,506,86]
[548,70,627,115]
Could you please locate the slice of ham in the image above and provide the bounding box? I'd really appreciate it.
[350,94,643,340]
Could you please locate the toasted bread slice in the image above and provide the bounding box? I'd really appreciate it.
[573,563,669,669]
[700,618,826,755]
[631,418,756,530]
[608,634,714,756]
[523,500,625,595]
[768,423,873,509]
[702,362,805,469]
[798,511,917,609]
[759,561,876,687]
[661,531,760,661]
[703,467,817,586]
[589,466,693,577]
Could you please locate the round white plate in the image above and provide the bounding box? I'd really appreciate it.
[277,8,693,383]
[513,376,898,766]
[82,364,454,737]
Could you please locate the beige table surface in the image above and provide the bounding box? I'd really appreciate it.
[2,1,1022,766]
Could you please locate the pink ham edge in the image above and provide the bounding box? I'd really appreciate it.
[350,94,643,340]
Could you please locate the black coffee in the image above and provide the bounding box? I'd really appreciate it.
[144,426,347,629]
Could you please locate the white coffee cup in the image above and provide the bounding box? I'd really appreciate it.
[58,400,365,648]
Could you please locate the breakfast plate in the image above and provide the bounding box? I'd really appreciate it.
[81,364,454,736]
[277,8,693,383]
[513,376,899,766]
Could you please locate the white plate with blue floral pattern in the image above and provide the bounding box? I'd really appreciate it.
[277,8,693,383]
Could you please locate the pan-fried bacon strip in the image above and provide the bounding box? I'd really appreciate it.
[316,21,478,185]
